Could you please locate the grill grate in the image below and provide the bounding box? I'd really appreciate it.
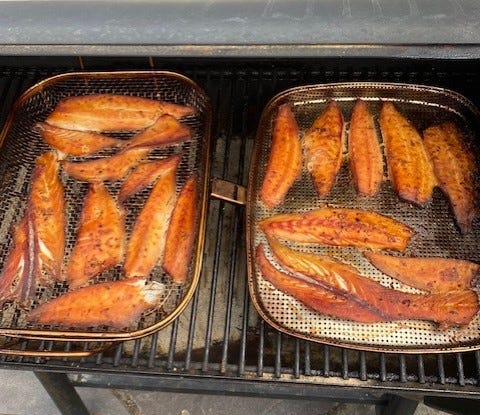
[1,58,480,396]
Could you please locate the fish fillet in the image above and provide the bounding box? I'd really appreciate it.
[260,103,302,209]
[365,252,479,293]
[379,102,436,206]
[46,94,193,132]
[66,183,125,289]
[348,100,384,196]
[63,147,150,182]
[124,114,191,150]
[268,238,478,328]
[303,100,344,198]
[28,278,166,329]
[36,122,123,156]
[424,122,478,233]
[256,244,385,323]
[163,175,197,284]
[124,156,180,278]
[259,208,413,251]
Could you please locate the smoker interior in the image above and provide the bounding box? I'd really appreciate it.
[1,57,480,399]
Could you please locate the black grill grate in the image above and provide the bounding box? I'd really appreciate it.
[1,58,480,397]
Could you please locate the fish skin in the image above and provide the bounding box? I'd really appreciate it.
[163,175,197,284]
[256,244,385,323]
[66,183,125,289]
[259,208,414,251]
[124,156,180,278]
[268,238,479,328]
[260,103,302,209]
[36,122,123,156]
[303,100,344,198]
[348,100,384,196]
[28,278,166,329]
[63,147,150,182]
[364,252,480,293]
[424,122,478,233]
[46,94,194,132]
[379,102,436,206]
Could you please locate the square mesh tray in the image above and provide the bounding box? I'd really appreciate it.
[247,82,480,353]
[0,71,211,343]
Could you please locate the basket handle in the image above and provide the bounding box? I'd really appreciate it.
[0,340,116,358]
[210,178,246,206]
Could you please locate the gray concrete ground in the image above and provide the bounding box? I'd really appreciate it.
[0,369,451,415]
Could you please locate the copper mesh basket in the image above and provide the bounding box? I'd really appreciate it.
[247,82,480,353]
[0,71,211,348]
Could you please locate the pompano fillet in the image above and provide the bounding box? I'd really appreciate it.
[45,94,193,132]
[260,103,302,209]
[66,183,125,289]
[256,244,385,323]
[423,122,478,233]
[348,100,384,196]
[303,100,344,198]
[36,123,123,156]
[63,147,150,182]
[267,238,478,328]
[364,252,480,293]
[124,114,191,150]
[124,156,180,278]
[27,278,166,329]
[379,102,436,206]
[163,175,198,284]
[259,208,413,251]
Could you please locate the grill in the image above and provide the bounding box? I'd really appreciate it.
[1,57,480,411]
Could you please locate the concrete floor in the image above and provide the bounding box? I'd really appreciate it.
[0,369,453,415]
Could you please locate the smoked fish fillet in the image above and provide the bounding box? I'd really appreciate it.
[303,100,344,198]
[348,100,384,196]
[364,252,480,293]
[424,122,478,233]
[28,278,166,329]
[163,175,197,284]
[260,103,302,209]
[63,147,150,182]
[46,94,193,132]
[36,122,123,156]
[124,156,180,278]
[379,102,436,206]
[124,114,191,150]
[256,244,385,323]
[66,183,125,289]
[267,238,478,328]
[259,208,413,251]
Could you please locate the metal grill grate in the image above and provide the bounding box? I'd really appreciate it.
[1,58,480,397]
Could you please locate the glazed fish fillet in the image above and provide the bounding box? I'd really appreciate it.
[424,122,478,233]
[124,156,180,278]
[256,244,385,323]
[28,278,166,329]
[46,94,193,132]
[348,100,384,196]
[63,147,150,182]
[303,100,344,198]
[379,102,436,206]
[66,183,125,289]
[163,175,198,284]
[260,103,302,209]
[259,208,413,251]
[36,123,123,156]
[268,238,478,328]
[364,252,479,293]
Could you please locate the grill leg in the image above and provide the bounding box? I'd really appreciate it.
[35,372,90,415]
[375,394,419,415]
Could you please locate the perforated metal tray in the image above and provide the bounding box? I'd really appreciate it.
[247,82,480,353]
[0,71,211,345]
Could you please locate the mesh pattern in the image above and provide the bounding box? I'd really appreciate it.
[0,72,210,338]
[248,82,480,352]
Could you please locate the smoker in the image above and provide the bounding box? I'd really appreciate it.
[1,1,480,415]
